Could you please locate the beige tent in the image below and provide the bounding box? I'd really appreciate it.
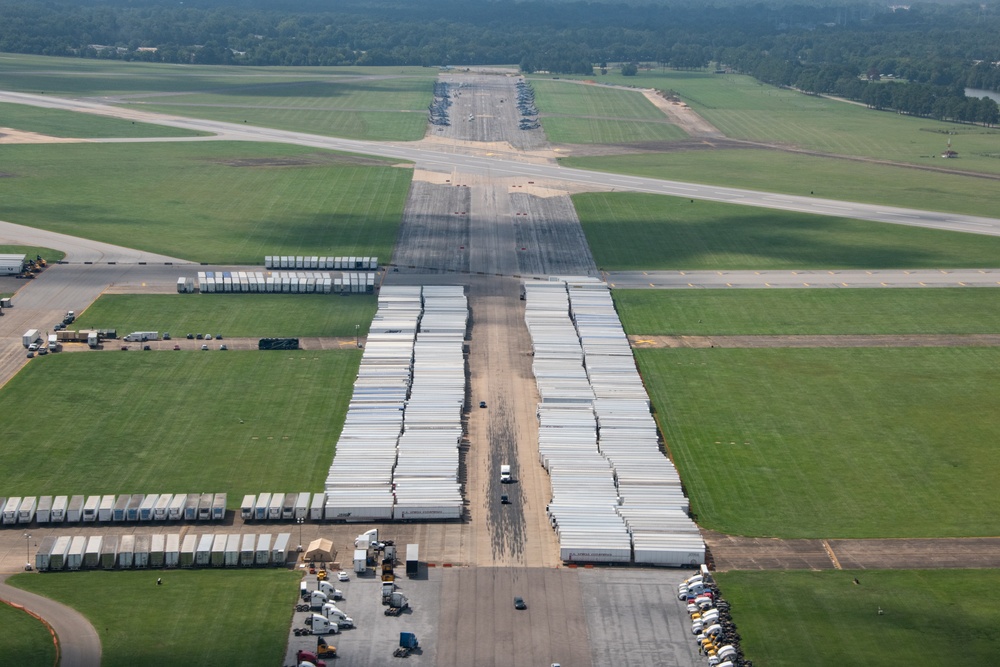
[305,538,335,562]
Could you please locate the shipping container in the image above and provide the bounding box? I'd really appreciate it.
[97,495,115,522]
[101,536,119,569]
[49,536,72,570]
[118,535,136,568]
[179,535,197,568]
[195,534,213,566]
[50,496,68,523]
[112,494,130,522]
[66,495,85,523]
[82,495,100,523]
[35,536,57,571]
[150,534,166,567]
[138,494,159,521]
[67,536,87,570]
[84,536,103,568]
[126,494,145,521]
[240,494,256,520]
[134,535,151,568]
[255,534,271,565]
[36,496,53,524]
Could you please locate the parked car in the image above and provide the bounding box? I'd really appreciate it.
[514,596,526,610]
[219,344,228,350]
[201,344,209,350]
[479,401,487,408]
[337,571,350,582]
[26,351,34,358]
[163,332,171,340]
[173,344,181,351]
[186,333,194,339]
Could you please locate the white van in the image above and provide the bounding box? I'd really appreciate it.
[500,465,511,483]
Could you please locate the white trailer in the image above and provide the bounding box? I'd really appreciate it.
[150,534,166,567]
[153,494,173,520]
[212,493,227,521]
[255,534,272,565]
[195,534,214,566]
[133,535,151,568]
[138,494,159,521]
[294,492,310,520]
[165,534,181,568]
[282,493,297,520]
[183,495,199,521]
[66,495,85,522]
[210,534,227,567]
[97,494,115,522]
[271,533,291,566]
[112,495,130,522]
[198,493,214,520]
[240,534,256,566]
[49,536,72,570]
[310,493,326,520]
[84,536,103,568]
[180,535,197,567]
[267,494,283,520]
[168,494,186,521]
[224,534,240,567]
[254,493,271,521]
[2,497,21,525]
[353,548,367,574]
[17,496,37,524]
[50,496,68,523]
[36,496,53,524]
[118,535,135,568]
[100,536,119,569]
[67,536,87,570]
[82,495,100,522]
[22,329,40,348]
[35,536,57,571]
[123,331,159,342]
[240,495,256,520]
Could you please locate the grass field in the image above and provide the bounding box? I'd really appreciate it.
[0,245,65,262]
[0,601,56,666]
[0,141,411,264]
[574,192,1000,270]
[613,289,1000,335]
[638,347,1000,538]
[0,351,360,500]
[541,70,1000,175]
[0,101,202,138]
[10,570,298,667]
[531,80,686,144]
[713,570,1000,666]
[561,148,1000,220]
[75,294,378,338]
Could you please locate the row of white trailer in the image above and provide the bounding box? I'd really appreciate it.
[264,256,378,270]
[324,285,468,522]
[179,271,375,294]
[524,278,705,567]
[1,493,227,526]
[32,532,292,572]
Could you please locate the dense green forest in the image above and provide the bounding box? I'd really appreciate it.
[1,0,997,123]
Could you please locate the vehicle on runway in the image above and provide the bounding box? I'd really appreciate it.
[514,596,526,610]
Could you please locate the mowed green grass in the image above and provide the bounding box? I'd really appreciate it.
[714,570,1000,667]
[561,149,1000,220]
[0,245,65,262]
[75,294,377,338]
[638,347,1000,538]
[0,351,359,499]
[574,192,1000,270]
[532,80,686,144]
[544,70,1000,175]
[0,101,202,138]
[11,570,298,667]
[0,142,411,264]
[0,602,56,666]
[614,289,1000,335]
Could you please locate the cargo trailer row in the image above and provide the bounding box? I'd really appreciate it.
[524,278,704,567]
[34,532,292,571]
[240,492,312,521]
[186,271,376,294]
[3,493,227,526]
[264,256,378,270]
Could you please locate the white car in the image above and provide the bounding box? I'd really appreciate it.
[337,571,350,581]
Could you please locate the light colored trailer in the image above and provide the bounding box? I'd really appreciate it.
[294,492,310,520]
[255,534,272,565]
[118,535,135,568]
[101,536,119,569]
[18,496,37,524]
[271,533,291,566]
[267,494,283,520]
[168,494,186,521]
[198,493,214,521]
[240,495,256,520]
[150,534,166,567]
[153,494,173,521]
[67,536,87,570]
[212,493,227,521]
[3,497,22,525]
[282,493,297,520]
[35,536,57,571]
[66,495,85,523]
[195,534,214,566]
[254,493,271,520]
[97,495,115,522]
[184,495,199,521]
[310,493,325,520]
[112,495,130,522]
[138,494,159,521]
[50,496,68,523]
[36,496,53,524]
[82,495,100,523]
[180,535,197,568]
[126,494,144,521]
[49,536,72,570]
[134,535,151,568]
[211,534,227,567]
[84,536,103,568]
[165,534,181,567]
[224,534,240,567]
[240,534,256,566]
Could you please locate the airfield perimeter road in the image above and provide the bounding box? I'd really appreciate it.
[2,87,1000,237]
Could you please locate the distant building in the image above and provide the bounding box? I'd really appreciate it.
[0,253,26,275]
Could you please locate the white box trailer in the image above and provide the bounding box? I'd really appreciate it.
[405,544,419,577]
[49,536,72,570]
[98,494,115,522]
[3,497,21,524]
[84,536,103,569]
[101,536,119,569]
[50,496,68,523]
[153,494,173,520]
[310,493,326,520]
[150,534,166,567]
[35,536,57,571]
[255,534,272,565]
[67,536,87,570]
[294,492,310,520]
[212,493,227,521]
[168,494,186,521]
[184,495,199,521]
[240,495,256,520]
[36,496,53,523]
[165,534,180,567]
[66,495,85,522]
[282,493,297,520]
[82,495,100,523]
[271,533,291,566]
[118,535,135,568]
[254,493,271,520]
[112,495,130,522]
[196,534,214,566]
[240,534,256,566]
[224,534,240,567]
[198,493,214,521]
[18,496,37,523]
[353,549,367,574]
[124,331,159,342]
[23,329,41,348]
[267,494,283,520]
[139,494,159,521]
[134,535,152,568]
[127,494,145,521]
[180,535,197,567]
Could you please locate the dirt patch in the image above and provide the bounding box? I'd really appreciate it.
[552,137,762,158]
[629,334,1000,349]
[642,89,725,138]
[0,127,86,144]
[212,153,396,168]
